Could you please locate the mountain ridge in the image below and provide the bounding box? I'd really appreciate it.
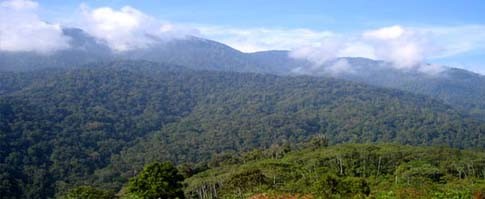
[2,27,485,120]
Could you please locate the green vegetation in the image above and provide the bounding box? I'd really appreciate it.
[62,143,485,198]
[126,162,184,199]
[1,61,484,198]
[185,143,485,198]
[340,59,485,120]
[61,186,115,199]
[3,31,485,122]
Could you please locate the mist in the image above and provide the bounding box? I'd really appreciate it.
[77,4,198,51]
[1,0,484,75]
[0,0,70,53]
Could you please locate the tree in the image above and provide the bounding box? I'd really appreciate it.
[307,134,329,149]
[127,162,185,199]
[62,186,114,199]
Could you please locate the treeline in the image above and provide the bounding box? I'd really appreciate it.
[184,142,485,198]
[0,61,484,198]
[63,141,485,198]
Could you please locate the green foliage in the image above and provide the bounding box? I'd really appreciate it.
[126,162,184,199]
[185,144,485,198]
[395,161,443,184]
[225,169,270,195]
[307,134,329,149]
[62,185,114,199]
[311,175,370,198]
[0,61,484,197]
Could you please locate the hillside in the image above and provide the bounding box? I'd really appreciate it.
[0,28,113,72]
[1,28,485,121]
[316,58,485,120]
[0,28,307,74]
[1,61,484,198]
[2,1,484,198]
[184,143,485,198]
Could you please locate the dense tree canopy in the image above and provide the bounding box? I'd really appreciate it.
[126,162,184,199]
[61,186,114,199]
[185,143,485,198]
[0,61,484,198]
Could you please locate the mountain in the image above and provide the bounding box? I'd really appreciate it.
[2,27,485,197]
[1,27,485,121]
[0,28,113,71]
[315,58,485,119]
[1,61,483,198]
[123,37,282,73]
[0,28,308,74]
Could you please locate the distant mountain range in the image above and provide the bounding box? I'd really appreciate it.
[0,28,309,74]
[1,27,484,120]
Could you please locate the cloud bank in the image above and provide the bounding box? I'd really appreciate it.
[78,4,198,51]
[363,26,436,69]
[0,0,198,53]
[288,25,438,71]
[1,0,484,74]
[0,0,70,53]
[196,26,334,52]
[199,24,485,74]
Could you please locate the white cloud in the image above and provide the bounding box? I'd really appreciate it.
[1,0,484,74]
[197,26,334,52]
[420,25,485,59]
[289,25,437,70]
[363,25,437,69]
[0,0,70,53]
[78,4,197,51]
[291,58,356,76]
[286,25,444,74]
[325,59,355,75]
[289,38,343,65]
[199,24,485,74]
[0,0,37,10]
[363,25,405,40]
[339,42,376,59]
[289,37,378,66]
[199,24,441,74]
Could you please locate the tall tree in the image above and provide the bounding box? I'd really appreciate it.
[127,162,185,199]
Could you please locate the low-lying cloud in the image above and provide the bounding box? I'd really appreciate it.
[78,4,197,51]
[289,25,438,72]
[0,0,198,53]
[1,0,484,74]
[289,38,376,66]
[197,26,334,52]
[363,26,436,69]
[200,24,447,73]
[200,24,485,74]
[0,0,70,53]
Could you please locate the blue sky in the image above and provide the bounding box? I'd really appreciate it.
[38,0,485,29]
[3,0,485,73]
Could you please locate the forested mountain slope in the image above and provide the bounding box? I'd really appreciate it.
[319,57,485,120]
[1,28,485,121]
[0,28,308,74]
[0,28,113,72]
[1,61,483,197]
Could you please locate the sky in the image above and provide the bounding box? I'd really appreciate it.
[2,0,485,74]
